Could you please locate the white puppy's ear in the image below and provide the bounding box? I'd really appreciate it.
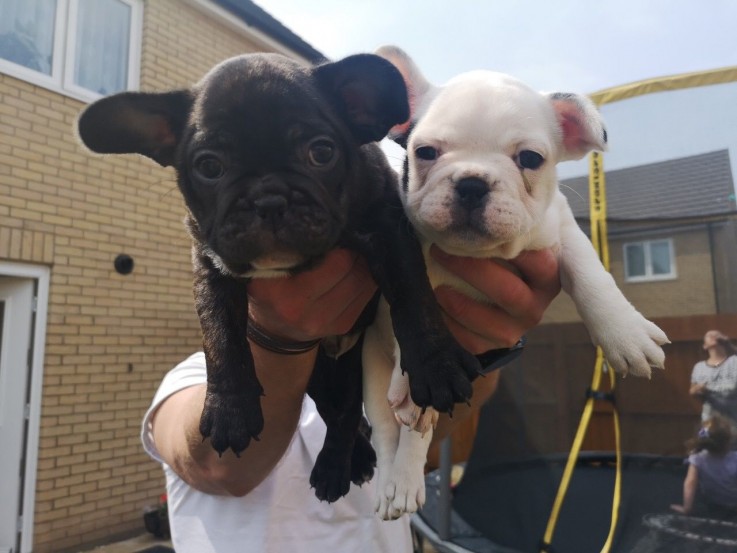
[547,92,608,161]
[374,45,437,147]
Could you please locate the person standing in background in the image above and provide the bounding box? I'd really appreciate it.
[690,330,737,423]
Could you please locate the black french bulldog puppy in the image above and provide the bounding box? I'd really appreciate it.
[77,52,480,501]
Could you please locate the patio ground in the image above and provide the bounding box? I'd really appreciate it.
[75,533,438,552]
[75,534,172,553]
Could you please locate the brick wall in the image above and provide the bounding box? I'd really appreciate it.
[0,1,293,551]
[542,228,717,324]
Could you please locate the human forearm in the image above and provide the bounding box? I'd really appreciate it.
[682,466,698,512]
[153,343,316,496]
[672,465,698,514]
[154,250,378,495]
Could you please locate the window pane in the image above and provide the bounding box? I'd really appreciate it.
[625,244,646,277]
[74,0,131,94]
[650,241,672,275]
[0,0,57,75]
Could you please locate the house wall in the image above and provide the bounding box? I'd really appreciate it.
[0,1,294,551]
[542,227,718,324]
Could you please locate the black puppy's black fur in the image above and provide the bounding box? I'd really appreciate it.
[78,53,480,502]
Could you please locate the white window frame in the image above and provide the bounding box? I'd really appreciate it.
[0,0,142,103]
[623,238,677,283]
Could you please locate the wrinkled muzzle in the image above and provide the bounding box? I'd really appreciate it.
[210,175,345,272]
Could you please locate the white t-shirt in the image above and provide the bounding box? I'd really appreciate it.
[691,356,737,421]
[141,352,412,553]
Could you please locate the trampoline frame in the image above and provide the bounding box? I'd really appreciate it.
[411,446,692,553]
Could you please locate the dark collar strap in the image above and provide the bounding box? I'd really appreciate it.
[247,317,321,355]
[475,336,527,377]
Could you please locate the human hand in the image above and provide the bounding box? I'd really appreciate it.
[247,249,378,342]
[430,247,561,354]
[690,383,706,396]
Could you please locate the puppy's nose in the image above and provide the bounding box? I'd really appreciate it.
[455,177,489,209]
[253,195,287,218]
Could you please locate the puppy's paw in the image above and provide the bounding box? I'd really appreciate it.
[199,389,264,456]
[404,340,479,414]
[310,448,352,503]
[374,462,426,520]
[392,395,439,435]
[597,315,669,378]
[350,432,377,486]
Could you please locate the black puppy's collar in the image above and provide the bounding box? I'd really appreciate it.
[475,336,526,376]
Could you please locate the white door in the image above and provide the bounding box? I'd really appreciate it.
[0,278,34,553]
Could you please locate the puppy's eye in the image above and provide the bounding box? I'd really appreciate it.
[517,150,544,170]
[415,146,438,161]
[308,138,336,166]
[194,153,225,180]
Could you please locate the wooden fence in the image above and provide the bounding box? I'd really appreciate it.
[428,313,737,468]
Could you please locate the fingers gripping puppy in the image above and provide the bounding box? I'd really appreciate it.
[363,46,669,520]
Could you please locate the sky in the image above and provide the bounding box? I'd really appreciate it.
[252,0,737,95]
[251,0,737,182]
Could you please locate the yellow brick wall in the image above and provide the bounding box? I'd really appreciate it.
[542,229,717,324]
[0,1,298,551]
[614,231,717,317]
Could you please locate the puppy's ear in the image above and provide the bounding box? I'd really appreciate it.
[77,90,193,167]
[313,54,409,144]
[547,92,608,161]
[374,45,436,148]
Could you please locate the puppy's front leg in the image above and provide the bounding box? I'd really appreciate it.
[363,316,428,521]
[308,337,374,502]
[557,195,668,377]
[358,203,480,414]
[193,252,265,455]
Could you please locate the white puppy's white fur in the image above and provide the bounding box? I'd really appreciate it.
[363,46,669,520]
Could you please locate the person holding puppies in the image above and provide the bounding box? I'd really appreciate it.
[142,247,560,553]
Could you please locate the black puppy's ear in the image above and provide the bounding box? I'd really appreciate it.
[77,90,193,167]
[314,54,409,144]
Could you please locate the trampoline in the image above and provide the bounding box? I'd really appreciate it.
[412,453,689,553]
[632,514,737,552]
[411,376,737,553]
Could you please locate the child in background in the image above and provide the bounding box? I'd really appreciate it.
[671,414,737,519]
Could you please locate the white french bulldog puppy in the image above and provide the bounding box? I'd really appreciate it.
[362,46,669,520]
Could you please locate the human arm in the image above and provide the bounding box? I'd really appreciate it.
[690,363,708,396]
[670,463,698,514]
[150,346,316,496]
[690,382,707,396]
[150,250,376,496]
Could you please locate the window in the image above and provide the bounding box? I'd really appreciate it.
[0,0,142,101]
[623,239,676,282]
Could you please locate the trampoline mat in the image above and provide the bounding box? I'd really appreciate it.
[451,453,686,553]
